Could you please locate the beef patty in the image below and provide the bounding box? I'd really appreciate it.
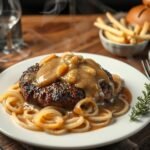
[19,63,114,110]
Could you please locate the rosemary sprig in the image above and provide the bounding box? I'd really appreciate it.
[130,83,150,121]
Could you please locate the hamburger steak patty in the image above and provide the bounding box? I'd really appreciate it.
[19,64,85,110]
[19,63,114,110]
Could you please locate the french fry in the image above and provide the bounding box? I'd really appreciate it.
[94,18,124,36]
[106,12,134,36]
[129,37,136,44]
[135,34,150,40]
[94,22,124,36]
[112,23,119,29]
[97,17,125,35]
[104,31,126,43]
[120,18,126,26]
[140,22,149,36]
[97,17,119,30]
[96,17,105,24]
[134,24,141,35]
[126,34,137,44]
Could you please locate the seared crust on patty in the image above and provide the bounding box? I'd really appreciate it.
[19,64,85,110]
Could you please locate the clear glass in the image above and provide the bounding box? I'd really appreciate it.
[0,0,30,63]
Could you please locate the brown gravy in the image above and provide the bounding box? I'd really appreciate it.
[121,87,132,104]
[36,54,111,99]
[104,87,132,112]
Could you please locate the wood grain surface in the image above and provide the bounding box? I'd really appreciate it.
[0,15,149,150]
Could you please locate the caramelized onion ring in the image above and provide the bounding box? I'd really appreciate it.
[74,97,99,117]
[34,107,64,130]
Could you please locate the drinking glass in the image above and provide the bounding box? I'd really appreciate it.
[0,0,30,63]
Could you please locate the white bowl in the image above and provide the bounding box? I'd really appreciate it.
[99,30,149,57]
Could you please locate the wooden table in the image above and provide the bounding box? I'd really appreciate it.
[0,15,150,150]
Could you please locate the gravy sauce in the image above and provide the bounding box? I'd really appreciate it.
[36,54,111,98]
[104,87,132,111]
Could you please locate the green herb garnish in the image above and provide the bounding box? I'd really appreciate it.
[130,83,150,121]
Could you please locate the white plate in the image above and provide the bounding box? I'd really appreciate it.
[0,53,150,149]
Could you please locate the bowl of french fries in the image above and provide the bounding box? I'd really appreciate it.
[94,12,150,57]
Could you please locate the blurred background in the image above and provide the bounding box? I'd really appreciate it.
[20,0,141,15]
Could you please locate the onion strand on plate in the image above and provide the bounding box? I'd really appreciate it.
[130,83,150,121]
